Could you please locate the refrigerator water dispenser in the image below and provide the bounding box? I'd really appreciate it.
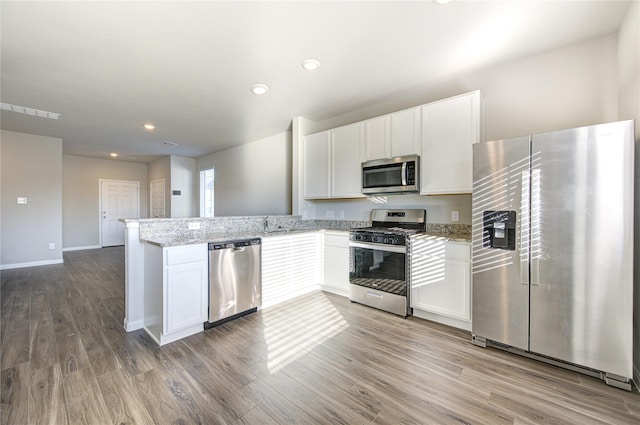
[482,211,516,250]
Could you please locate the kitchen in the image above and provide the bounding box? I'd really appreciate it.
[1,1,639,424]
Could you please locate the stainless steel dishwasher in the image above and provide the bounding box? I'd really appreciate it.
[205,238,261,328]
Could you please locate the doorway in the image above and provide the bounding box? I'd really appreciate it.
[100,179,140,247]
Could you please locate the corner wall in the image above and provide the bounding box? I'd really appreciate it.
[1,130,63,268]
[196,132,292,216]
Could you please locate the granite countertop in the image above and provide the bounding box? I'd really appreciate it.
[142,227,351,247]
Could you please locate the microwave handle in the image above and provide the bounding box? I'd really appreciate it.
[401,162,407,186]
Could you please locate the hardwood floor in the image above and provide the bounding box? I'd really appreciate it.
[1,246,639,424]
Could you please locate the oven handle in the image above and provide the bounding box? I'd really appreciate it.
[348,241,407,254]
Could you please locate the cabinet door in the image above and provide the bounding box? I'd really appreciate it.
[364,115,391,160]
[391,107,420,157]
[262,233,321,308]
[164,261,208,333]
[322,233,350,296]
[303,131,330,198]
[331,122,364,198]
[411,257,470,321]
[421,91,480,195]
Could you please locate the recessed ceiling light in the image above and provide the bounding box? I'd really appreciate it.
[432,0,451,4]
[250,84,269,95]
[301,59,320,71]
[110,152,118,157]
[144,123,155,130]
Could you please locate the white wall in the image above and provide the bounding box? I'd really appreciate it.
[62,154,148,250]
[170,155,196,217]
[294,34,620,224]
[1,130,63,268]
[617,0,640,387]
[196,132,292,216]
[149,156,171,217]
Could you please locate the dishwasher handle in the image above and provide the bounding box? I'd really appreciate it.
[209,238,261,251]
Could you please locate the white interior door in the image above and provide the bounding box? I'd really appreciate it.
[100,180,140,247]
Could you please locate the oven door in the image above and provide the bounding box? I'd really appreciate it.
[349,241,406,296]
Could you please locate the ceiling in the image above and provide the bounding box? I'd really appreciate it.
[0,1,631,163]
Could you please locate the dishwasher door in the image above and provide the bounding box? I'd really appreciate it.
[208,239,262,325]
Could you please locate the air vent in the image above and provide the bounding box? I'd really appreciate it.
[0,102,61,120]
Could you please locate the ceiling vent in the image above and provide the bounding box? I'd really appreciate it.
[0,102,61,120]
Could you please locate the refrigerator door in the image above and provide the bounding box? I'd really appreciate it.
[529,121,634,379]
[472,136,531,350]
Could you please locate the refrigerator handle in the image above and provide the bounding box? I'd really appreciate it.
[530,168,541,286]
[520,170,530,286]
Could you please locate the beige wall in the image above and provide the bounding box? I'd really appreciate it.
[1,130,63,268]
[62,154,148,249]
[196,132,292,216]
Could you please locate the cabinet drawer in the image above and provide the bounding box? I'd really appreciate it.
[165,244,207,266]
[324,233,348,248]
[446,243,470,261]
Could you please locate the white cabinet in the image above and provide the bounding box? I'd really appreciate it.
[390,107,421,157]
[364,115,390,160]
[304,123,364,199]
[261,232,321,308]
[331,122,365,198]
[303,131,330,198]
[321,231,350,297]
[364,107,420,161]
[420,91,481,195]
[144,243,208,345]
[410,239,471,330]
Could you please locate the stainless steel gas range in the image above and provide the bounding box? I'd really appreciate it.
[348,209,426,317]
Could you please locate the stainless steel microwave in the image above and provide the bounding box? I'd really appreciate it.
[362,155,420,194]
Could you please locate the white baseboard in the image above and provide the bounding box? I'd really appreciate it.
[123,318,144,332]
[63,245,101,252]
[0,258,64,270]
[412,308,472,331]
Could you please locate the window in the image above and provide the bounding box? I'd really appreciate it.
[199,168,214,217]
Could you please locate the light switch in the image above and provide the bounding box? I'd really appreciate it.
[17,197,27,204]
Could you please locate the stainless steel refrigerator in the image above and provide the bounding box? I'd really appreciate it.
[471,120,634,390]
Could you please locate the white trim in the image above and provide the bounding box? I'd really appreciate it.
[412,308,472,331]
[0,259,64,270]
[99,179,141,247]
[124,318,144,332]
[62,245,102,252]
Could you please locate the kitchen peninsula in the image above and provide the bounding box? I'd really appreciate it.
[122,214,471,345]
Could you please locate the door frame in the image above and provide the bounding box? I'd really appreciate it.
[99,179,140,247]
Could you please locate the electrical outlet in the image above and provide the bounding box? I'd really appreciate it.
[188,221,201,230]
[339,210,345,219]
[451,211,460,222]
[326,210,335,219]
[48,243,55,250]
[17,197,27,204]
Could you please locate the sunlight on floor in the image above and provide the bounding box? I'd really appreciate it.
[262,294,349,374]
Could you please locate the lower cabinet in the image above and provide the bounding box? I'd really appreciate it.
[144,243,208,345]
[261,232,321,308]
[321,231,350,297]
[410,239,471,330]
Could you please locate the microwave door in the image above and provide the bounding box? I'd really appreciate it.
[363,164,403,189]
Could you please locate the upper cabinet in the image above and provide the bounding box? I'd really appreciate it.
[302,130,331,198]
[364,106,421,161]
[331,122,365,198]
[390,107,421,158]
[420,91,481,195]
[303,122,365,199]
[301,91,481,199]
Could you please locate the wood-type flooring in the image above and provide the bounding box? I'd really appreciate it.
[1,247,639,424]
